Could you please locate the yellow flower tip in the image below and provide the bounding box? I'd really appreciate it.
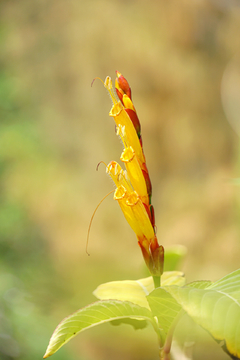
[103,76,118,104]
[120,146,135,163]
[104,76,112,90]
[106,160,122,176]
[126,191,139,206]
[91,75,119,105]
[106,161,132,192]
[109,101,123,117]
[116,70,122,78]
[122,94,135,111]
[114,185,127,200]
[115,78,121,91]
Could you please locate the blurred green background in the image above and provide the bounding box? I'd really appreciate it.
[1,1,240,359]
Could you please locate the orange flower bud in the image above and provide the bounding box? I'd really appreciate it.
[116,71,132,100]
[138,241,164,277]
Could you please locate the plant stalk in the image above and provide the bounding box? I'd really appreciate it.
[153,275,161,288]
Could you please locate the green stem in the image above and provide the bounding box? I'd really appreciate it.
[153,275,161,288]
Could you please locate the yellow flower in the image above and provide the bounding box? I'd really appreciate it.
[120,146,148,205]
[106,161,131,192]
[106,161,153,245]
[109,101,145,167]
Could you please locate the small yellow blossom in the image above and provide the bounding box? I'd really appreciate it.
[114,186,143,237]
[120,146,148,205]
[106,161,132,193]
[109,101,146,167]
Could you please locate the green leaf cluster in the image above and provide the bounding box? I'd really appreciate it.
[43,269,240,359]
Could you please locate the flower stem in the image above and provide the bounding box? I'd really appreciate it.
[153,275,161,288]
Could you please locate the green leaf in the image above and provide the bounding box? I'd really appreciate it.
[161,271,186,287]
[164,269,240,359]
[111,318,148,329]
[93,271,185,310]
[147,288,183,344]
[187,280,212,289]
[43,300,157,358]
[93,277,152,309]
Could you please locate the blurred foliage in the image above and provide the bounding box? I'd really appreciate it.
[0,0,240,359]
[164,245,187,272]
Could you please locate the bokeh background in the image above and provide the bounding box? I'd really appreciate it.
[1,0,240,359]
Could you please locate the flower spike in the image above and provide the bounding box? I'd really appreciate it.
[99,71,164,283]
